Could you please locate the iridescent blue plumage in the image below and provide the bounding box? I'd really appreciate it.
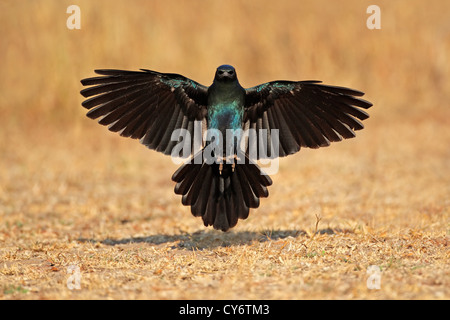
[208,101,242,131]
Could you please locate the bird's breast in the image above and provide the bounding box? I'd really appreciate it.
[206,102,244,157]
[207,101,243,132]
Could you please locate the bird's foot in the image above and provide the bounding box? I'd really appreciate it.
[217,155,239,175]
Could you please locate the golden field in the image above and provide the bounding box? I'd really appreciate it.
[0,0,449,299]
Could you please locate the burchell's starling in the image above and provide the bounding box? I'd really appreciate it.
[80,65,372,231]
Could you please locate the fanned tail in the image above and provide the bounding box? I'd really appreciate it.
[172,152,272,231]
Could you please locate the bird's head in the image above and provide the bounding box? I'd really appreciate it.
[214,65,237,83]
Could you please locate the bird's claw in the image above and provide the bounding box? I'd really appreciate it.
[218,155,239,175]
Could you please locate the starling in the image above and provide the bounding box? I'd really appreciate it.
[80,65,372,231]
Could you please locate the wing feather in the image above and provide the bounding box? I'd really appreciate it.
[80,69,208,157]
[244,80,372,158]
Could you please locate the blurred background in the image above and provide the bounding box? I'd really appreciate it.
[0,0,449,232]
[1,0,449,126]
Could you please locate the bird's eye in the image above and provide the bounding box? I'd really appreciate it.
[218,70,224,75]
[228,70,234,75]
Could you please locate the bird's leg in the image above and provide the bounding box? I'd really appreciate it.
[218,155,239,175]
[217,155,225,175]
[231,155,236,172]
[226,154,240,172]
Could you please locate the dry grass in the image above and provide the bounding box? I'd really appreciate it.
[0,0,449,300]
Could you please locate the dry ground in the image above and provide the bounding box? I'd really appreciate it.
[0,1,449,299]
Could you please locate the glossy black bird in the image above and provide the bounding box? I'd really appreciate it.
[80,65,372,231]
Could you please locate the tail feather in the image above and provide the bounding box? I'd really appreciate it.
[235,164,259,208]
[191,166,213,215]
[181,162,209,206]
[229,170,248,220]
[172,152,272,231]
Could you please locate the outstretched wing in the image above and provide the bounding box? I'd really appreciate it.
[244,81,372,158]
[80,69,208,157]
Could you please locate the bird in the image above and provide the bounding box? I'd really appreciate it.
[80,64,372,231]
